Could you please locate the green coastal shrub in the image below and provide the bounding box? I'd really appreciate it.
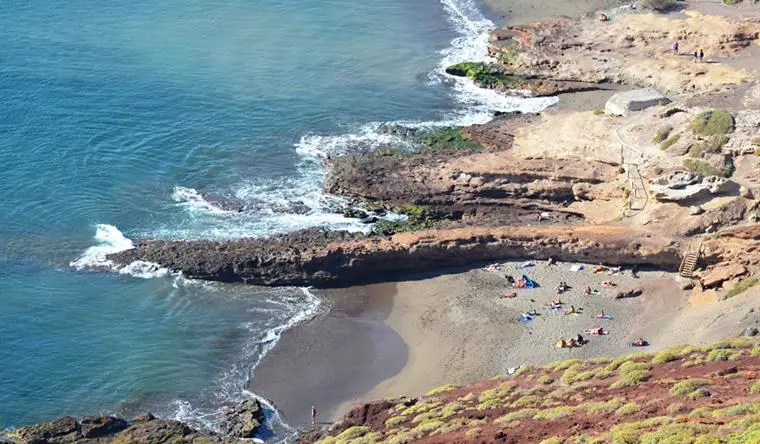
[682,158,728,177]
[723,0,742,4]
[652,126,672,143]
[707,349,732,361]
[426,384,457,396]
[616,402,641,416]
[660,133,681,150]
[709,135,730,152]
[692,109,734,136]
[723,277,760,299]
[671,379,709,397]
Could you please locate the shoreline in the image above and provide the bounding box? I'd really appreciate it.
[249,284,407,426]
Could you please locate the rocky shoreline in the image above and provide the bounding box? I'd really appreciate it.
[0,400,265,444]
[100,3,760,295]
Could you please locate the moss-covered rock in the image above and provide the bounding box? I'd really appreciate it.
[445,62,524,90]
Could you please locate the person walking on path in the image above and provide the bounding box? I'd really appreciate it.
[699,49,704,63]
[694,50,699,62]
[673,41,679,55]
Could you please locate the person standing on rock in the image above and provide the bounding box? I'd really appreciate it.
[311,406,317,429]
[672,41,679,55]
[699,49,704,63]
[694,50,699,62]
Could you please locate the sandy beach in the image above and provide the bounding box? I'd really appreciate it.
[250,284,407,426]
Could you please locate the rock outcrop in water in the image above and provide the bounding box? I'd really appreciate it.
[1,400,266,443]
[3,414,242,444]
[109,226,684,288]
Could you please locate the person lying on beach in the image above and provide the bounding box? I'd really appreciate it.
[594,264,608,274]
[632,338,648,347]
[585,287,601,296]
[595,311,606,319]
[501,292,518,299]
[564,305,580,315]
[575,334,586,344]
[555,339,568,348]
[602,280,616,288]
[527,309,539,316]
[585,327,607,335]
[555,282,570,294]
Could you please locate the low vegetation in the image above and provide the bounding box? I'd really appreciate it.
[651,125,672,143]
[692,109,734,137]
[313,339,760,444]
[723,277,760,300]
[660,133,680,150]
[683,158,731,178]
[421,127,482,155]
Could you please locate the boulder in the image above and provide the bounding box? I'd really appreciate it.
[690,206,705,216]
[16,417,79,444]
[605,88,671,116]
[342,208,370,219]
[740,186,754,199]
[79,416,128,438]
[219,399,265,438]
[743,327,759,337]
[699,264,747,288]
[115,420,192,443]
[131,412,156,424]
[614,287,643,299]
[680,280,695,290]
[650,171,734,202]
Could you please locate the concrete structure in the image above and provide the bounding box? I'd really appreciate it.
[605,88,671,116]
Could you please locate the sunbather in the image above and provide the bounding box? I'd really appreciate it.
[565,305,578,315]
[555,339,568,349]
[602,280,616,288]
[595,311,605,318]
[501,292,517,299]
[585,327,607,335]
[632,338,648,347]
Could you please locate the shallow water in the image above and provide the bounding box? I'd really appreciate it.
[0,0,551,434]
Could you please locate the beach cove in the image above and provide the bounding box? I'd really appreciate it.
[6,0,760,442]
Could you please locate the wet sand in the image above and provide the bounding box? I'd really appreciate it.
[250,284,406,426]
[483,0,630,25]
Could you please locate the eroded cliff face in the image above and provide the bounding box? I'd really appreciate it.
[109,226,683,288]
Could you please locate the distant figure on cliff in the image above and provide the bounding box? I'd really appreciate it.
[672,41,679,55]
[311,406,317,429]
[694,50,699,62]
[699,49,704,63]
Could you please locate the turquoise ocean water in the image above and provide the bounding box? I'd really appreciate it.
[0,0,554,436]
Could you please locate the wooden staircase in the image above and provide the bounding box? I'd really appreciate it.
[679,239,703,278]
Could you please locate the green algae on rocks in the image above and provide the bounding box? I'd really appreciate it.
[445,62,523,90]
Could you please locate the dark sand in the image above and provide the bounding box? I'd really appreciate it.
[250,284,406,426]
[483,0,630,25]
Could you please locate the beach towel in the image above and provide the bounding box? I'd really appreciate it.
[517,261,535,269]
[517,314,533,323]
[570,264,584,272]
[522,274,538,288]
